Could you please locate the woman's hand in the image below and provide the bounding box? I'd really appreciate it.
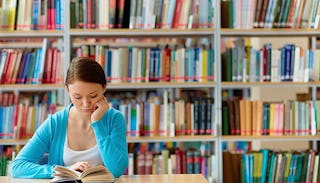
[91,97,109,122]
[70,161,93,172]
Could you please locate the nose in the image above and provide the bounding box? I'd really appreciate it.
[82,97,92,107]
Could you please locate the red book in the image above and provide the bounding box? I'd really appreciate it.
[50,0,56,29]
[172,0,183,29]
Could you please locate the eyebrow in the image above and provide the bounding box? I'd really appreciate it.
[72,91,98,95]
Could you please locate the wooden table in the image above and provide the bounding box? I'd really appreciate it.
[0,174,208,183]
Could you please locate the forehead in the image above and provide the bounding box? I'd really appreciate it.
[67,81,103,95]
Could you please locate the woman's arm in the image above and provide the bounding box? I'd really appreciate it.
[91,110,128,178]
[10,115,56,178]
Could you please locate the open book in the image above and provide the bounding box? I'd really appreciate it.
[51,165,115,183]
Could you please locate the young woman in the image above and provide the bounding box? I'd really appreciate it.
[11,57,128,178]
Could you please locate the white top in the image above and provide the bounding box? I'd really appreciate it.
[63,135,103,167]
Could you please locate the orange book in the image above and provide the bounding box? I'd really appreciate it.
[252,100,257,135]
[245,100,252,136]
[11,49,23,84]
[256,100,264,136]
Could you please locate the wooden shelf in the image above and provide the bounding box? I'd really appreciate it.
[221,28,320,37]
[69,28,216,37]
[0,135,217,145]
[0,84,65,92]
[222,135,320,142]
[127,135,217,143]
[107,82,216,89]
[0,30,64,38]
[221,81,320,88]
[0,139,29,145]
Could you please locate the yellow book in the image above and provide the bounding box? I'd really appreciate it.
[8,0,17,30]
[269,103,275,136]
[201,48,208,82]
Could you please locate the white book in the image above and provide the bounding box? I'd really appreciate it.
[313,154,319,182]
[293,47,301,82]
[136,103,141,137]
[310,101,317,135]
[129,0,136,29]
[314,0,320,28]
[163,90,169,136]
[38,38,48,83]
[99,0,109,29]
[271,49,280,82]
[110,49,121,83]
[128,153,134,175]
[301,0,313,28]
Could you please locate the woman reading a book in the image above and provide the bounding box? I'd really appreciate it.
[10,57,128,179]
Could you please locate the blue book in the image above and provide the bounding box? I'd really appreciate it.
[32,48,42,84]
[0,107,3,139]
[15,51,26,82]
[260,149,269,183]
[280,47,286,81]
[208,48,214,81]
[166,0,176,28]
[127,47,133,82]
[130,103,137,136]
[104,49,112,82]
[187,48,195,82]
[55,0,61,30]
[267,153,276,183]
[284,44,293,81]
[32,0,40,30]
[308,49,314,81]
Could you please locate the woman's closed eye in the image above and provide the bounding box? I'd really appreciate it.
[90,95,97,99]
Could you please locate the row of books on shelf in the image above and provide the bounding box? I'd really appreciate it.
[126,142,215,181]
[0,91,62,139]
[221,0,320,29]
[222,98,320,136]
[0,41,63,84]
[223,149,320,183]
[222,39,319,82]
[0,0,64,30]
[118,94,215,137]
[75,44,214,83]
[70,0,214,29]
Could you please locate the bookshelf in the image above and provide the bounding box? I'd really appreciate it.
[1,0,320,182]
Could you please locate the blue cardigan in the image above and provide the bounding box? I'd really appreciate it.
[10,104,128,178]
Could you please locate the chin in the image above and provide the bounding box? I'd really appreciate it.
[81,109,94,114]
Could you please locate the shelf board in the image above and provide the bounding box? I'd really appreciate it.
[69,28,216,37]
[0,30,64,38]
[0,135,217,145]
[107,82,216,89]
[221,81,320,88]
[0,139,28,145]
[221,28,320,37]
[127,135,217,143]
[222,135,320,142]
[0,84,65,92]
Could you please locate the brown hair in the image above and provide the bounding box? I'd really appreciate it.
[65,57,107,87]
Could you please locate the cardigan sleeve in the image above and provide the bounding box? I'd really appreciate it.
[91,110,128,178]
[10,114,56,178]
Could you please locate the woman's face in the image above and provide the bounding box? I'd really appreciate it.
[67,80,105,115]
